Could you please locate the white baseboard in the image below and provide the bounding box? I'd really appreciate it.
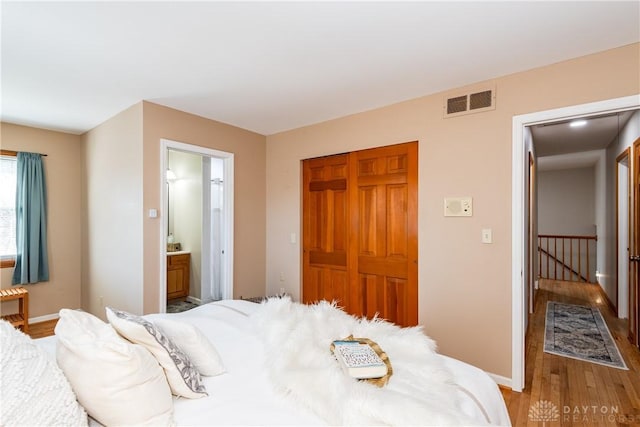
[487,372,512,389]
[29,313,60,324]
[186,296,202,305]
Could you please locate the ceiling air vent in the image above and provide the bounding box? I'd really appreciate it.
[443,85,496,118]
[447,95,468,115]
[469,90,492,110]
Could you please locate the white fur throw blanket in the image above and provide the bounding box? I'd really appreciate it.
[0,320,87,426]
[251,298,480,426]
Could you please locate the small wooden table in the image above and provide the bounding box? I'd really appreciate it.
[0,287,29,333]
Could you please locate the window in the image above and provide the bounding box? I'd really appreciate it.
[0,154,17,267]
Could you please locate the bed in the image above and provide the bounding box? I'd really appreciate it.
[3,298,511,426]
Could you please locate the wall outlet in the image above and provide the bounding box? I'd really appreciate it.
[279,287,285,295]
[279,272,285,282]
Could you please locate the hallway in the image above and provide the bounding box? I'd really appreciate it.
[502,279,640,426]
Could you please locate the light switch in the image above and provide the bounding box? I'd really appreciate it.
[148,208,158,218]
[290,233,297,244]
[444,197,472,217]
[482,228,492,244]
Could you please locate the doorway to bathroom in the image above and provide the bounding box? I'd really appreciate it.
[160,139,234,313]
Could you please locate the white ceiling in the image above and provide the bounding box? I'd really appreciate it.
[536,150,604,172]
[2,1,639,136]
[532,111,635,159]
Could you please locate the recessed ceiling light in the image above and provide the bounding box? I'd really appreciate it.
[569,119,587,128]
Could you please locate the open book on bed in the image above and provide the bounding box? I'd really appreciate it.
[332,340,388,379]
[3,298,512,426]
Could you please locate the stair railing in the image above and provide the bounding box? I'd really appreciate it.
[537,234,597,283]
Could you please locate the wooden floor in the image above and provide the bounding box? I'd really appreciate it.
[502,279,640,426]
[25,318,57,339]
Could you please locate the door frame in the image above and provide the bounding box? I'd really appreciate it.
[528,152,535,315]
[632,138,640,344]
[616,148,630,319]
[511,94,640,392]
[159,139,235,313]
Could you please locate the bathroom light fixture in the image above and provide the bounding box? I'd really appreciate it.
[569,119,587,128]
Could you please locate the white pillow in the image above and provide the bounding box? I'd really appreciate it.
[0,319,87,426]
[106,307,207,399]
[152,318,226,376]
[55,309,174,426]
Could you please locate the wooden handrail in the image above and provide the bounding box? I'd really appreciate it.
[538,234,597,283]
[538,234,597,240]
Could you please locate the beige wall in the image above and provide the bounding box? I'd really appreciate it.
[142,102,266,314]
[538,167,596,236]
[0,123,82,319]
[537,166,598,284]
[265,43,640,378]
[81,103,144,318]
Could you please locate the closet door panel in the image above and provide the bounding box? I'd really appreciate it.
[302,154,350,311]
[350,142,417,326]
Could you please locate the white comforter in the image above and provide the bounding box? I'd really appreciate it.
[36,299,511,426]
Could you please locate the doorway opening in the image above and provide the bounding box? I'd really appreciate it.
[511,94,640,392]
[159,139,234,313]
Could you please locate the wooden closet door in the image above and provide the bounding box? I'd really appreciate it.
[302,142,418,327]
[349,142,418,326]
[302,154,352,312]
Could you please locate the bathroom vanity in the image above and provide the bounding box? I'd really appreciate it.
[167,251,190,299]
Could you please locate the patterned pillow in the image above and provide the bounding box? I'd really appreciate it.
[106,307,207,399]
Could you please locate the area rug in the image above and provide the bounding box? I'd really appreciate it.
[544,301,627,369]
[166,300,198,314]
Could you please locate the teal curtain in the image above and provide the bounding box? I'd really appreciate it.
[12,152,49,284]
